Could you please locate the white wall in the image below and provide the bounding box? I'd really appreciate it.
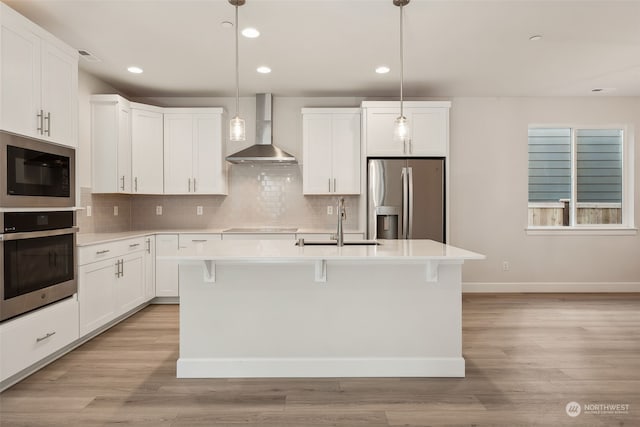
[449,97,640,288]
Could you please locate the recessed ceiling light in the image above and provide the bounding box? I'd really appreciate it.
[257,66,271,74]
[221,21,233,28]
[375,66,390,74]
[242,27,260,38]
[127,66,143,74]
[529,35,543,41]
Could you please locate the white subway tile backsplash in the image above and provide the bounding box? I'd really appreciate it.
[80,165,360,233]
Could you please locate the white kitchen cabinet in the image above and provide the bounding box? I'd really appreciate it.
[155,234,179,297]
[131,104,164,194]
[78,237,147,336]
[91,95,132,193]
[0,297,78,384]
[362,101,450,157]
[164,109,227,195]
[302,108,360,195]
[0,3,78,147]
[144,236,156,301]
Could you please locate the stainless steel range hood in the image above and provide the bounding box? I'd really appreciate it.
[226,93,297,164]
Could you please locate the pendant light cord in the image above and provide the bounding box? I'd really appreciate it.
[235,3,240,116]
[399,3,404,118]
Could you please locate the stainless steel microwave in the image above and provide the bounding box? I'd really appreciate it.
[1,131,75,208]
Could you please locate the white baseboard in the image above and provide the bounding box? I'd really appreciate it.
[177,357,465,378]
[462,282,640,293]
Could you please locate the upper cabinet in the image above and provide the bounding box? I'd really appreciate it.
[91,95,132,193]
[164,109,227,195]
[0,4,78,147]
[131,103,164,194]
[361,101,451,157]
[302,108,361,195]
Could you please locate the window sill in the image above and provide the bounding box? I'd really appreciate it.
[526,226,638,236]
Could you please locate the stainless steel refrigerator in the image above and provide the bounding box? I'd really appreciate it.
[367,158,445,242]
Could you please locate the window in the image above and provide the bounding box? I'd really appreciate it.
[528,126,632,229]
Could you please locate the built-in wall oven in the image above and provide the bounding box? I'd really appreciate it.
[1,211,77,322]
[1,131,75,208]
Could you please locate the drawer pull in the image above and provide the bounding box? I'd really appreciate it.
[191,239,207,242]
[96,249,110,255]
[129,243,140,248]
[36,331,56,343]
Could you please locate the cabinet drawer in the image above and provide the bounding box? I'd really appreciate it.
[178,233,222,249]
[296,233,364,241]
[0,297,79,381]
[78,237,146,265]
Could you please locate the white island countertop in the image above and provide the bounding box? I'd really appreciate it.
[158,238,484,262]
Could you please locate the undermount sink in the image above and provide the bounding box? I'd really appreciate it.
[295,239,381,246]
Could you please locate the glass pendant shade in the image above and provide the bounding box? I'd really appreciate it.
[229,115,246,141]
[393,115,410,143]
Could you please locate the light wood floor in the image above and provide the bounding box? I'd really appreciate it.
[1,294,639,426]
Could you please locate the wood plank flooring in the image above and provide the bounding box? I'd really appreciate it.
[1,294,639,426]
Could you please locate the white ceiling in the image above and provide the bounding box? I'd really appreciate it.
[4,0,640,98]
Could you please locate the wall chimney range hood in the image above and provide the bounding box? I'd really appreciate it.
[226,93,297,164]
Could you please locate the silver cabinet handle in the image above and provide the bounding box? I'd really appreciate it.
[115,259,120,277]
[146,239,151,253]
[129,243,140,248]
[96,249,110,255]
[328,178,331,192]
[36,331,56,343]
[191,239,207,242]
[44,112,51,136]
[120,176,125,191]
[409,139,412,154]
[333,178,336,193]
[134,177,138,192]
[188,178,192,192]
[120,259,124,277]
[193,178,197,192]
[37,110,44,134]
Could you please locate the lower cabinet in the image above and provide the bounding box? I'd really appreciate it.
[155,234,179,297]
[0,297,79,383]
[78,238,148,336]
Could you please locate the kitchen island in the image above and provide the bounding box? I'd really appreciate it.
[160,239,484,378]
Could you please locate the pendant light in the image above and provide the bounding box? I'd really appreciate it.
[229,0,246,142]
[393,0,410,144]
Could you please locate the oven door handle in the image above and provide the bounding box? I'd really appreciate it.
[0,227,79,241]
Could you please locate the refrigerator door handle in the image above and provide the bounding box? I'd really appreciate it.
[401,167,409,239]
[408,167,414,238]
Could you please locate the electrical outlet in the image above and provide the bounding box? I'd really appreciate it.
[327,206,333,215]
[502,261,510,271]
[86,206,92,217]
[113,206,118,216]
[156,206,163,215]
[196,206,203,216]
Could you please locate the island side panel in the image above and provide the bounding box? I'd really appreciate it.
[178,261,464,377]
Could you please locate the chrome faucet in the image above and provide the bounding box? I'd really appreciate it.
[336,197,346,247]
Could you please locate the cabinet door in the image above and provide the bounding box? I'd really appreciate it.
[164,115,193,194]
[132,108,164,194]
[364,108,403,156]
[144,236,155,301]
[409,108,448,156]
[117,105,132,193]
[331,113,360,194]
[302,114,333,194]
[78,258,118,336]
[0,17,41,138]
[155,234,179,297]
[193,113,225,194]
[116,252,145,315]
[40,40,77,147]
